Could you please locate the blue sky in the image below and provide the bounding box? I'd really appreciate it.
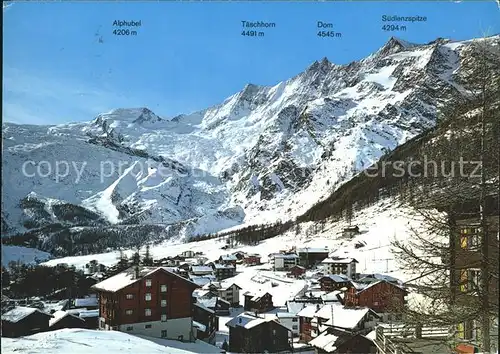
[3,1,500,125]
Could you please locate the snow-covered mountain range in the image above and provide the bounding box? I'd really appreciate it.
[2,35,499,246]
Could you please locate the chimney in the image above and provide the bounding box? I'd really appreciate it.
[134,265,140,279]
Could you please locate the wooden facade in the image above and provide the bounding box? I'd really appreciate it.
[319,276,351,292]
[344,280,407,313]
[228,318,291,353]
[93,267,199,331]
[243,292,274,313]
[193,302,218,344]
[1,310,52,338]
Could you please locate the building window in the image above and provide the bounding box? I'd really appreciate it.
[145,308,152,316]
[292,325,298,330]
[145,324,152,329]
[145,279,152,287]
[292,318,298,322]
[161,330,167,338]
[125,309,133,315]
[161,314,167,322]
[145,293,152,301]
[126,294,134,300]
[160,284,167,292]
[161,300,167,307]
[126,326,133,331]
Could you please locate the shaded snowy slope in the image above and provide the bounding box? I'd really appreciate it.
[2,35,499,243]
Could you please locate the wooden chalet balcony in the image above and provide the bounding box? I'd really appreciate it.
[374,324,451,354]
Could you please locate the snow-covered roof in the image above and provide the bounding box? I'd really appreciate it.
[356,280,407,294]
[1,306,52,323]
[273,253,299,259]
[286,301,310,314]
[322,306,376,330]
[220,254,237,261]
[297,247,329,254]
[321,291,343,302]
[297,305,321,318]
[189,275,216,287]
[92,266,199,293]
[202,282,221,290]
[309,329,339,352]
[320,274,351,282]
[213,263,235,269]
[193,320,207,333]
[359,273,401,284]
[49,310,84,327]
[321,257,357,264]
[190,266,214,273]
[194,302,215,314]
[226,312,289,331]
[78,309,99,318]
[276,312,297,318]
[74,297,98,308]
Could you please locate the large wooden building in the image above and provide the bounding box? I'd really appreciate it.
[243,291,274,313]
[226,312,292,353]
[91,266,199,341]
[318,274,351,292]
[344,280,407,313]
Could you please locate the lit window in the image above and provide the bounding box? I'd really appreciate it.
[145,308,151,316]
[161,300,167,307]
[126,294,133,300]
[160,284,167,292]
[161,314,167,322]
[125,309,133,315]
[145,279,152,287]
[145,293,152,301]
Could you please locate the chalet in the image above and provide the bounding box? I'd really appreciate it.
[197,297,231,316]
[276,312,300,337]
[180,250,196,258]
[212,263,236,280]
[309,327,376,353]
[342,225,360,238]
[1,307,53,337]
[91,266,200,341]
[219,254,237,266]
[48,310,86,331]
[226,312,292,353]
[243,291,274,313]
[297,305,318,342]
[318,274,351,292]
[218,283,242,306]
[190,265,214,276]
[321,257,358,278]
[193,301,218,344]
[357,273,401,284]
[297,247,330,268]
[243,254,261,266]
[344,280,408,313]
[289,265,307,278]
[317,305,380,335]
[232,251,247,260]
[272,253,299,270]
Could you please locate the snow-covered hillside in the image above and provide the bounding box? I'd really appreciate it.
[42,198,424,285]
[3,35,499,247]
[1,328,222,353]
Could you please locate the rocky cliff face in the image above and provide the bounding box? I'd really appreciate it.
[2,35,499,247]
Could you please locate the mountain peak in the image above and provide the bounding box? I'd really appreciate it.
[376,36,416,57]
[94,108,163,125]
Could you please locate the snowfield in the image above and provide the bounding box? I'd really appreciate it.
[1,328,222,353]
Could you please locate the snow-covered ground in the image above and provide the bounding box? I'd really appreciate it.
[1,328,221,353]
[42,198,423,283]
